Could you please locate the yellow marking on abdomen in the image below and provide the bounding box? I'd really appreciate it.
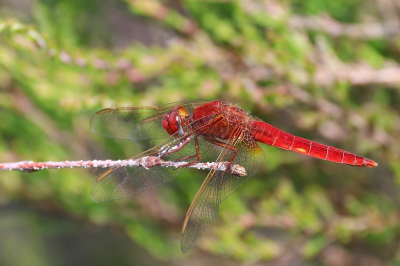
[294,148,307,154]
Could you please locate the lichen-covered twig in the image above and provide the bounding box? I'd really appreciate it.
[0,156,247,177]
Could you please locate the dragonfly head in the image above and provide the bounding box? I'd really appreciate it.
[162,106,190,136]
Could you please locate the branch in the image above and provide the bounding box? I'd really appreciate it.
[289,15,400,39]
[0,19,147,84]
[0,156,247,177]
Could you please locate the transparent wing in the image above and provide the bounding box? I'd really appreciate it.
[180,129,264,253]
[90,100,211,149]
[91,112,229,202]
[91,137,188,202]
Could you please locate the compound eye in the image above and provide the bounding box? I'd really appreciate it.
[162,113,174,135]
[167,112,179,134]
[162,106,187,136]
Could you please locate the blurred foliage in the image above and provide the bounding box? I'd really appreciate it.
[0,0,399,265]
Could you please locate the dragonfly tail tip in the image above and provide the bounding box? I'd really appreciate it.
[365,159,378,168]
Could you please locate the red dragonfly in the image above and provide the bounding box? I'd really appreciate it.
[90,100,377,252]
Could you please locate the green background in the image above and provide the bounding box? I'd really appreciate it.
[0,0,397,265]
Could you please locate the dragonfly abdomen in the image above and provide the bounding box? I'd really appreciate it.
[250,121,377,167]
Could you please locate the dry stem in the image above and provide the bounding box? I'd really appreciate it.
[0,156,247,177]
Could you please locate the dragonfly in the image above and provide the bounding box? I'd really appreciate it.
[90,100,378,252]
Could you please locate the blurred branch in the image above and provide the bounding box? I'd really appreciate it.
[314,64,400,86]
[289,15,400,39]
[125,0,197,36]
[285,85,393,146]
[243,80,393,147]
[0,19,47,48]
[0,156,247,177]
[376,0,400,38]
[244,59,400,88]
[5,17,400,89]
[0,19,147,84]
[9,90,92,159]
[246,0,400,40]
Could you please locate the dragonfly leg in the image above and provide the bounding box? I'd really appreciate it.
[174,113,227,165]
[158,135,202,169]
[174,136,202,169]
[175,151,198,162]
[159,135,193,158]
